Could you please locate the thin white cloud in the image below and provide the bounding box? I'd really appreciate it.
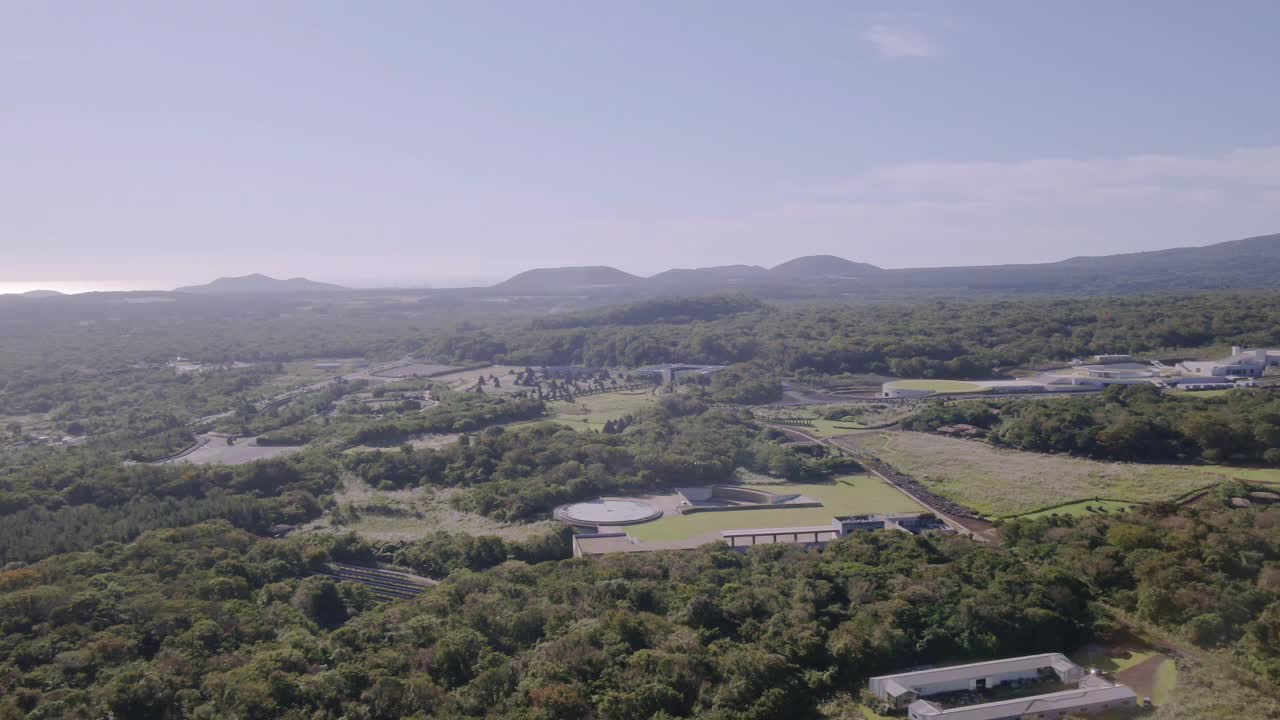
[813,147,1280,206]
[864,24,941,58]
[557,146,1280,272]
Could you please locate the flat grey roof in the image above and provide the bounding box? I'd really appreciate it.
[870,653,1078,688]
[721,525,838,537]
[908,683,1136,720]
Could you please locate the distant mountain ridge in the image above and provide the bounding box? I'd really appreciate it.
[175,274,347,294]
[483,233,1280,297]
[491,266,643,294]
[63,231,1280,302]
[768,255,881,277]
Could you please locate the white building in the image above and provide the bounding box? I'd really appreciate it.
[869,654,1084,710]
[869,654,1138,719]
[906,680,1137,720]
[1178,347,1280,378]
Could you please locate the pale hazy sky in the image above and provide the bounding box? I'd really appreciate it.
[3,1,1280,290]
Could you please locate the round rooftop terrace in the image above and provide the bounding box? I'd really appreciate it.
[882,379,987,398]
[554,498,663,527]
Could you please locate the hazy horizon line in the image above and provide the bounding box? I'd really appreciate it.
[4,229,1277,297]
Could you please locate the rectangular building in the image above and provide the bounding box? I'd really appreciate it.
[907,683,1137,720]
[870,654,1138,720]
[869,654,1083,710]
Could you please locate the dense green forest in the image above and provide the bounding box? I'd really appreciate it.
[7,292,1279,411]
[0,447,337,564]
[905,386,1280,465]
[3,500,1279,719]
[420,293,1280,379]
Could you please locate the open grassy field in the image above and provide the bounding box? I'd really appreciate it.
[1020,499,1139,519]
[432,365,524,394]
[796,419,872,437]
[889,379,988,394]
[1147,654,1280,719]
[1151,657,1178,705]
[1207,466,1280,484]
[1170,388,1237,399]
[623,475,925,542]
[839,432,1224,517]
[548,389,657,431]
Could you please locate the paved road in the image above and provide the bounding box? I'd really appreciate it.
[772,381,1103,408]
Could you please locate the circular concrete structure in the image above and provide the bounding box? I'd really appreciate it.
[1080,365,1154,379]
[882,379,985,398]
[554,498,662,527]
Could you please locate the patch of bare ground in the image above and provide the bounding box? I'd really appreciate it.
[342,433,460,455]
[1115,654,1167,702]
[301,474,554,542]
[409,433,460,450]
[162,435,302,465]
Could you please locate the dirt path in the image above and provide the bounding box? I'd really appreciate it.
[1116,654,1167,702]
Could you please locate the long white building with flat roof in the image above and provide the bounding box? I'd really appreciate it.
[869,653,1137,719]
[906,680,1136,720]
[870,654,1083,709]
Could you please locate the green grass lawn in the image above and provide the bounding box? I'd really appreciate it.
[802,419,870,437]
[889,379,988,394]
[547,389,656,431]
[839,432,1225,516]
[624,475,925,542]
[1206,466,1280,484]
[1019,499,1141,519]
[1152,657,1178,705]
[1171,388,1239,399]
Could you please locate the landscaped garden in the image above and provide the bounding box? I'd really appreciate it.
[623,475,925,542]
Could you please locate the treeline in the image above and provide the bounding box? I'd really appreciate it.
[905,386,1280,464]
[344,393,546,447]
[688,363,783,405]
[1002,499,1280,687]
[0,449,338,515]
[530,294,767,330]
[0,493,286,564]
[419,292,1280,379]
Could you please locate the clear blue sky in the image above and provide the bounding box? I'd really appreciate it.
[3,1,1279,289]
